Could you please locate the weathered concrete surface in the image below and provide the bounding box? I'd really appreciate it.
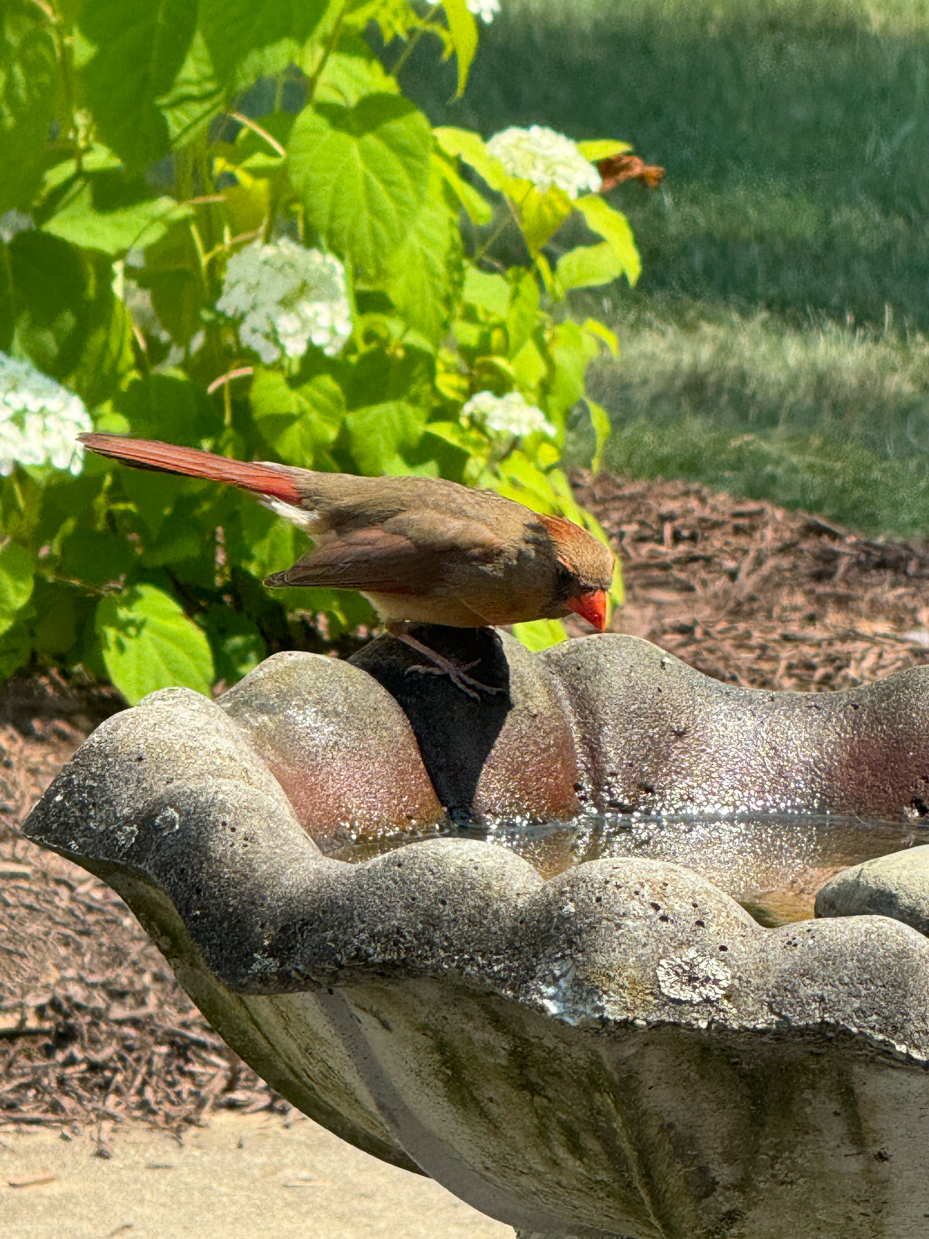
[22,632,929,1239]
[352,627,581,824]
[545,634,929,819]
[816,844,929,934]
[0,1111,508,1239]
[220,650,444,849]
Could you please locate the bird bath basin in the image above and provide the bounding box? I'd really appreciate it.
[22,631,929,1239]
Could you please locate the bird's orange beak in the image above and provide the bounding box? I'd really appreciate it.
[566,588,608,632]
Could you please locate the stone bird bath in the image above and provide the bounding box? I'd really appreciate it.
[22,630,929,1239]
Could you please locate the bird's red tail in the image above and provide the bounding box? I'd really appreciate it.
[79,434,304,504]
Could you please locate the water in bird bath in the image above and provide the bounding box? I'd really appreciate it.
[327,812,929,927]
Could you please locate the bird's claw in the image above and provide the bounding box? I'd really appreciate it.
[404,657,502,700]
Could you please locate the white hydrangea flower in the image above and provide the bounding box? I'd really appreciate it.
[464,390,556,439]
[217,238,352,365]
[486,125,601,199]
[0,354,92,477]
[466,0,500,22]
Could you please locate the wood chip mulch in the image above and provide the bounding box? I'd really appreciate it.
[3,473,929,1136]
[578,473,929,691]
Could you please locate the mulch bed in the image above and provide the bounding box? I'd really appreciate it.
[3,472,929,1137]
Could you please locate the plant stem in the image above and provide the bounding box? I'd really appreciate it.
[473,204,518,264]
[392,2,444,79]
[304,0,352,107]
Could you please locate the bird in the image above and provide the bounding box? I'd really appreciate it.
[79,433,615,697]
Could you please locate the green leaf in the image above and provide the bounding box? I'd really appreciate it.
[344,401,427,475]
[557,241,625,291]
[434,149,492,225]
[544,320,601,420]
[441,0,477,98]
[0,542,34,636]
[112,371,221,447]
[78,0,198,168]
[199,0,329,87]
[95,583,214,704]
[227,502,297,583]
[41,172,191,256]
[133,220,203,345]
[0,3,60,213]
[506,272,540,359]
[57,528,136,586]
[573,195,641,286]
[516,185,573,255]
[434,127,507,192]
[512,618,567,652]
[159,30,222,147]
[380,162,463,345]
[289,93,432,275]
[250,367,346,465]
[202,605,265,686]
[462,266,510,318]
[0,620,32,682]
[577,139,632,161]
[7,230,134,405]
[315,35,400,107]
[584,397,611,474]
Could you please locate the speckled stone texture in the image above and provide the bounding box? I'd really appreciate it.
[22,633,929,1239]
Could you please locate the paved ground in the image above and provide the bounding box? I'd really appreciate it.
[0,1112,512,1239]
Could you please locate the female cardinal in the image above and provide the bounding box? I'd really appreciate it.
[79,434,614,696]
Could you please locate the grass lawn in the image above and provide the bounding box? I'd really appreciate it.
[403,0,929,535]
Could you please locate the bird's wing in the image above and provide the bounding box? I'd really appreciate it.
[264,513,506,593]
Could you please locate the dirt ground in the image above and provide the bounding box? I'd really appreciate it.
[3,473,929,1141]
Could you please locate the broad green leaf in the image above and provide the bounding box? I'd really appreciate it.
[441,0,477,98]
[8,230,134,405]
[78,0,198,168]
[133,220,204,345]
[516,185,573,255]
[250,367,346,465]
[0,542,34,636]
[199,0,329,87]
[315,36,399,107]
[0,4,60,213]
[95,583,214,704]
[434,127,506,192]
[202,605,265,686]
[506,272,540,359]
[574,195,641,286]
[580,317,619,358]
[577,139,632,161]
[41,174,191,256]
[381,164,463,345]
[557,241,625,291]
[159,30,222,148]
[344,401,427,475]
[544,320,601,419]
[0,620,32,682]
[57,528,136,586]
[229,502,297,583]
[289,93,432,276]
[584,397,612,474]
[434,150,493,225]
[112,371,222,446]
[463,267,509,318]
[512,618,567,652]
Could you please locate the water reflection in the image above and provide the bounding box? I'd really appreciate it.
[323,811,929,927]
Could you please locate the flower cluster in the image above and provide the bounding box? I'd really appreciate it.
[466,0,500,22]
[217,238,352,364]
[487,125,601,199]
[0,354,92,477]
[464,390,556,439]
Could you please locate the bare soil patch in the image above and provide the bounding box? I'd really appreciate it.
[3,473,929,1134]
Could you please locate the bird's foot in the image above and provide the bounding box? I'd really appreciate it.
[393,632,504,700]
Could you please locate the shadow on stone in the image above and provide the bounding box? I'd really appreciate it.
[350,626,512,824]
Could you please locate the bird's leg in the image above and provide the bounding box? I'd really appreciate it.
[386,623,504,700]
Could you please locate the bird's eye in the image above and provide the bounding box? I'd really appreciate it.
[556,560,574,585]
